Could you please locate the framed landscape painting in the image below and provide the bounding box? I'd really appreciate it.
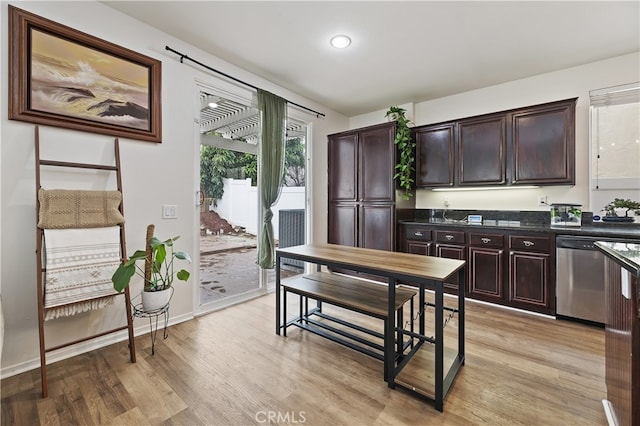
[8,6,162,143]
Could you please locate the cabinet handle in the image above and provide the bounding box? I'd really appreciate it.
[445,235,454,240]
[481,238,491,244]
[523,240,535,247]
[414,231,423,237]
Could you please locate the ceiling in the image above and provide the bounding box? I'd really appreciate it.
[103,1,640,117]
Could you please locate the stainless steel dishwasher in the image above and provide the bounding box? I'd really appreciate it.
[556,235,639,325]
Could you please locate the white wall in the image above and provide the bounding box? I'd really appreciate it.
[349,52,640,214]
[211,178,305,238]
[0,0,347,377]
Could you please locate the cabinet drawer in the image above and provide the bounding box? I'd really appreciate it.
[436,230,466,244]
[469,233,505,248]
[509,235,551,252]
[405,226,432,241]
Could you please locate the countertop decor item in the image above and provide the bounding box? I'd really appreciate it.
[385,106,414,200]
[603,198,640,223]
[550,203,582,227]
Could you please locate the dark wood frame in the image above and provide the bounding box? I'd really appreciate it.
[8,5,162,143]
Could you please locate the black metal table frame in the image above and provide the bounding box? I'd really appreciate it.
[275,247,465,412]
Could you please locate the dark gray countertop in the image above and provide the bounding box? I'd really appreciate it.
[399,218,640,239]
[595,241,640,277]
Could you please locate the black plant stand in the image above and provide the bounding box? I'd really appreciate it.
[132,302,170,355]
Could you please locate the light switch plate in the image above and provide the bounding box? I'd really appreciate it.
[162,204,177,219]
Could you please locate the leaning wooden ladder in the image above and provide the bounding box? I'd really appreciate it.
[34,126,136,397]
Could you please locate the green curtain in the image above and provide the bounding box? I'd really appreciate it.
[257,89,287,268]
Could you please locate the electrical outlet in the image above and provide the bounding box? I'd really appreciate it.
[538,195,547,206]
[162,204,177,219]
[444,196,450,208]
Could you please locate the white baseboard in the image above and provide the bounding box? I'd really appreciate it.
[0,312,193,380]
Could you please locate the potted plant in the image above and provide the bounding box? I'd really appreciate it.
[385,106,415,200]
[112,235,191,311]
[602,198,640,222]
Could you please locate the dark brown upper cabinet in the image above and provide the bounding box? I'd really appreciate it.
[458,114,506,185]
[510,99,576,185]
[415,123,455,187]
[358,125,396,202]
[328,132,358,202]
[414,98,577,188]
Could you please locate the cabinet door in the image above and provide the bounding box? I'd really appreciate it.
[435,243,466,293]
[468,232,506,303]
[328,132,358,202]
[468,247,504,301]
[415,124,455,187]
[328,203,357,247]
[509,250,551,313]
[511,99,576,185]
[359,204,395,251]
[359,124,396,202]
[458,115,506,185]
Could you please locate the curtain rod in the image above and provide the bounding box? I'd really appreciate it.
[165,45,326,118]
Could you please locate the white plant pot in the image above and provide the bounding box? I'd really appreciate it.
[141,287,173,312]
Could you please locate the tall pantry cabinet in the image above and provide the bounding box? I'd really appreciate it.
[328,122,396,252]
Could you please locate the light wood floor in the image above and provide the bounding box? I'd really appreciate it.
[1,291,606,425]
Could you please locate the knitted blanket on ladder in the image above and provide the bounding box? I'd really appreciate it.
[43,226,120,321]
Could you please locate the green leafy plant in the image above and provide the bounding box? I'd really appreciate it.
[603,198,640,217]
[112,236,191,293]
[385,106,415,200]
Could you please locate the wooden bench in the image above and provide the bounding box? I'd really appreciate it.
[281,272,417,368]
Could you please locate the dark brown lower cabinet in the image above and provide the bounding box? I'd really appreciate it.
[468,232,505,302]
[399,224,555,315]
[435,230,466,294]
[359,204,395,251]
[508,234,554,315]
[329,203,394,280]
[328,203,357,247]
[603,257,639,426]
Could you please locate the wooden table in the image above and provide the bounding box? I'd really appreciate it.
[275,243,466,412]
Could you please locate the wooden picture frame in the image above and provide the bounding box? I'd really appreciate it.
[8,5,162,143]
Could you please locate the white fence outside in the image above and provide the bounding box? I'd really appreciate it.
[210,178,305,239]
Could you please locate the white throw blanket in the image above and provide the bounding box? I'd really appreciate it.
[43,226,121,320]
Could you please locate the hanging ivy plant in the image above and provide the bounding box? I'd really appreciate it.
[385,106,415,200]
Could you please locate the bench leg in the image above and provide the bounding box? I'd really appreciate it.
[410,295,415,349]
[283,289,287,337]
[383,318,388,382]
[396,307,403,357]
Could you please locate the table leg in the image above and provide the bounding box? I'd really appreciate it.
[458,267,465,363]
[419,283,425,336]
[435,280,444,412]
[276,252,281,335]
[396,307,403,356]
[283,288,288,337]
[385,277,396,386]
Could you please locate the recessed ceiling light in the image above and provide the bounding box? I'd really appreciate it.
[208,102,218,108]
[330,35,351,49]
